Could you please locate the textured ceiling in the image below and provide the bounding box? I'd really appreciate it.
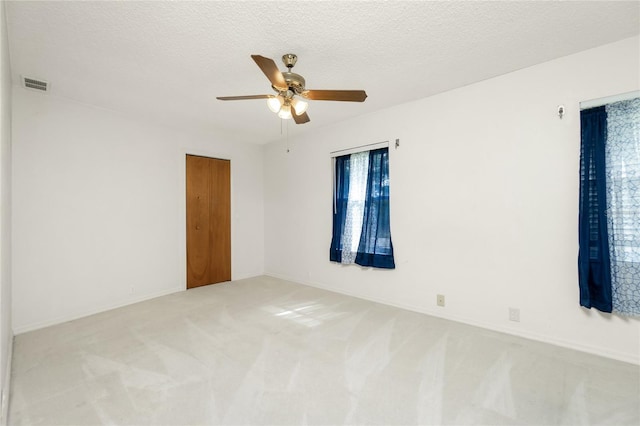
[5,1,640,144]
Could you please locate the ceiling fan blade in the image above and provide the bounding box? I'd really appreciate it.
[251,55,287,91]
[302,90,367,102]
[292,108,310,124]
[216,95,274,101]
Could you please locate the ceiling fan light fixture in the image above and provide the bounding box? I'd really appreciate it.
[267,96,283,113]
[292,98,308,115]
[278,104,292,120]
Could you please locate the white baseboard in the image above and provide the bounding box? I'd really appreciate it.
[13,273,266,335]
[1,333,12,426]
[232,272,264,282]
[264,272,639,366]
[13,286,184,335]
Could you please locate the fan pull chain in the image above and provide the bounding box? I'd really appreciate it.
[286,120,290,153]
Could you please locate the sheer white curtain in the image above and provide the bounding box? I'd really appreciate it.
[606,97,640,315]
[341,152,369,264]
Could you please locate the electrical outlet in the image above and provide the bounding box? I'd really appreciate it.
[509,307,520,322]
[437,294,445,307]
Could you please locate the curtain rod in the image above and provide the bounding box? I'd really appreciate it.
[580,90,639,110]
[330,141,389,156]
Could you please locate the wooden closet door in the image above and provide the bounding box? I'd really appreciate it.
[186,155,231,288]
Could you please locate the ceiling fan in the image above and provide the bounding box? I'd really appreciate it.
[217,54,368,124]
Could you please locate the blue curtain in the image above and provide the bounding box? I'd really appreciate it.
[578,106,612,312]
[355,148,395,269]
[329,155,350,263]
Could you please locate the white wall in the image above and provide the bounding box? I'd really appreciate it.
[264,36,640,364]
[12,90,264,333]
[0,0,12,421]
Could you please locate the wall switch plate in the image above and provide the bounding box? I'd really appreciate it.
[437,294,445,307]
[509,307,520,322]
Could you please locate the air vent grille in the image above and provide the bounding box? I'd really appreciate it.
[22,77,48,92]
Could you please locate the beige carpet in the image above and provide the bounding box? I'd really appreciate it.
[9,276,640,425]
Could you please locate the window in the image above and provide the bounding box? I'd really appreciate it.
[579,96,639,315]
[330,147,395,269]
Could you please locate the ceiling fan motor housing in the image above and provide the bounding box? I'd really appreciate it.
[282,72,305,95]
